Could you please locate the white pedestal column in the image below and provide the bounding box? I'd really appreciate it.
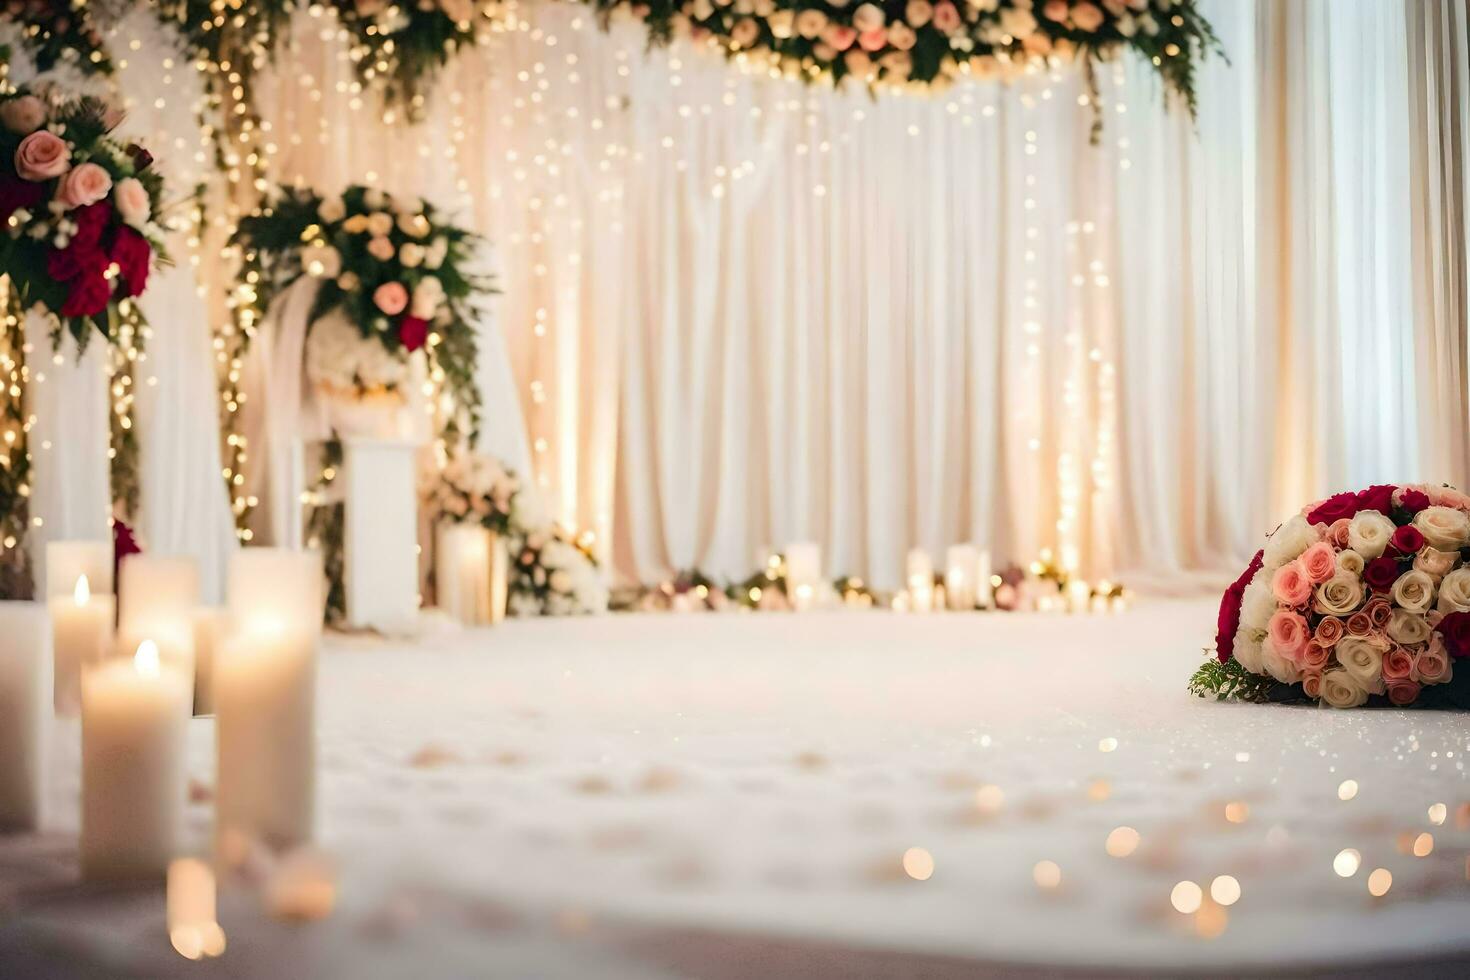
[23,313,112,596]
[342,438,421,634]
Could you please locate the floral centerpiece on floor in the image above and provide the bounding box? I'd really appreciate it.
[423,448,524,536]
[1194,484,1470,709]
[0,87,166,346]
[234,184,486,437]
[510,524,609,617]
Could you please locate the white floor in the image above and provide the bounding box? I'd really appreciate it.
[3,599,1468,977]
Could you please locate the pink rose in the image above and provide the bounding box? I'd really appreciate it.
[1386,680,1421,706]
[1313,616,1344,647]
[1300,641,1330,671]
[112,176,150,228]
[1413,641,1453,685]
[844,50,873,77]
[1298,541,1336,584]
[858,28,888,52]
[1267,610,1309,659]
[55,162,113,209]
[1271,561,1313,607]
[932,2,961,33]
[1366,596,1392,629]
[1043,0,1070,21]
[1328,518,1352,548]
[14,130,71,181]
[1301,671,1323,699]
[1346,611,1374,639]
[373,281,408,316]
[1382,647,1414,683]
[0,95,46,135]
[1072,2,1105,31]
[367,236,395,262]
[823,25,858,51]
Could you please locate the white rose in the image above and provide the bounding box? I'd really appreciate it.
[1387,608,1431,646]
[411,276,444,319]
[1347,511,1395,559]
[1315,571,1364,617]
[399,242,425,268]
[1414,547,1459,579]
[318,195,346,223]
[1232,628,1264,674]
[1390,569,1435,614]
[1414,506,1470,551]
[905,0,933,28]
[1336,637,1385,694]
[549,569,573,594]
[1263,515,1321,569]
[999,6,1038,38]
[796,8,829,37]
[363,188,387,209]
[1436,566,1470,613]
[1259,638,1302,684]
[337,271,360,292]
[1239,574,1277,633]
[852,3,886,31]
[424,237,449,270]
[1336,549,1365,576]
[1318,669,1368,709]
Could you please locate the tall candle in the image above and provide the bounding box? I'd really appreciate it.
[119,555,199,704]
[49,574,114,715]
[975,548,993,608]
[945,544,980,611]
[216,625,317,851]
[227,549,324,635]
[906,548,934,613]
[488,532,509,625]
[191,608,230,716]
[784,541,821,611]
[45,539,113,599]
[436,524,492,625]
[81,640,191,878]
[0,602,51,832]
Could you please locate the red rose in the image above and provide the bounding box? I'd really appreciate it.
[125,143,154,173]
[46,240,106,282]
[1306,491,1359,525]
[1216,549,1264,663]
[60,272,112,318]
[1390,525,1424,555]
[1355,484,1397,516]
[109,225,151,297]
[398,315,428,352]
[1363,556,1401,593]
[1399,488,1431,514]
[1435,611,1470,658]
[70,200,113,251]
[0,175,45,223]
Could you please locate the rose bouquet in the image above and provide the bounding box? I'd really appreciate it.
[1195,484,1470,709]
[234,184,487,434]
[331,0,501,117]
[0,88,166,346]
[424,448,524,537]
[509,525,609,617]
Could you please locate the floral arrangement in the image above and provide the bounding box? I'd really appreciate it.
[423,448,523,537]
[1196,484,1470,709]
[331,0,502,118]
[509,524,610,617]
[1,1,114,79]
[234,184,487,436]
[588,0,1221,134]
[0,88,167,346]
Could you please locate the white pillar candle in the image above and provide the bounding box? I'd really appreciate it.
[0,602,51,832]
[45,539,114,599]
[48,574,115,716]
[906,548,934,613]
[945,544,980,611]
[119,555,200,636]
[191,609,230,717]
[784,542,821,612]
[436,524,492,626]
[975,548,993,608]
[227,549,324,636]
[489,532,509,625]
[1066,579,1092,614]
[81,640,191,878]
[216,625,317,851]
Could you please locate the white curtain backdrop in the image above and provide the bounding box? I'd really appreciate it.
[14,0,1465,593]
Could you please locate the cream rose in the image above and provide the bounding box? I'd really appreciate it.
[1436,567,1470,613]
[399,242,425,268]
[367,212,394,237]
[1347,510,1395,559]
[1336,636,1385,694]
[767,9,795,37]
[1259,638,1303,684]
[1336,549,1365,576]
[1232,629,1264,674]
[14,130,70,180]
[1315,571,1364,617]
[367,235,395,262]
[1264,515,1321,569]
[303,243,341,279]
[1239,574,1277,633]
[318,195,346,223]
[1387,609,1432,646]
[853,3,886,31]
[796,8,830,36]
[423,237,448,270]
[1414,546,1458,579]
[1318,669,1368,709]
[410,276,443,319]
[1390,569,1435,614]
[0,95,46,135]
[1414,506,1470,551]
[1414,640,1453,685]
[113,177,151,229]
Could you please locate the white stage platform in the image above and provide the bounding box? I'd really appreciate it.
[2,600,1468,978]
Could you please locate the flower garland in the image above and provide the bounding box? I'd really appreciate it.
[234,184,488,438]
[0,1,114,79]
[588,0,1221,135]
[1197,484,1470,709]
[0,87,167,346]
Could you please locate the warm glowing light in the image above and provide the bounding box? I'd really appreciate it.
[134,640,161,678]
[1105,826,1139,858]
[1210,875,1241,906]
[1428,802,1448,825]
[902,847,934,881]
[1337,779,1358,801]
[1367,868,1392,897]
[975,784,1004,815]
[1333,848,1361,877]
[74,574,91,606]
[1412,833,1434,857]
[1223,801,1250,824]
[1032,860,1061,890]
[1097,737,1118,753]
[1170,880,1203,914]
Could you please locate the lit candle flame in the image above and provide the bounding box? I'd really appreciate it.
[74,574,90,606]
[134,639,161,679]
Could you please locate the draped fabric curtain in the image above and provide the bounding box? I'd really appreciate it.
[10,1,1469,593]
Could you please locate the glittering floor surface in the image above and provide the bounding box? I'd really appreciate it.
[3,599,1469,978]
